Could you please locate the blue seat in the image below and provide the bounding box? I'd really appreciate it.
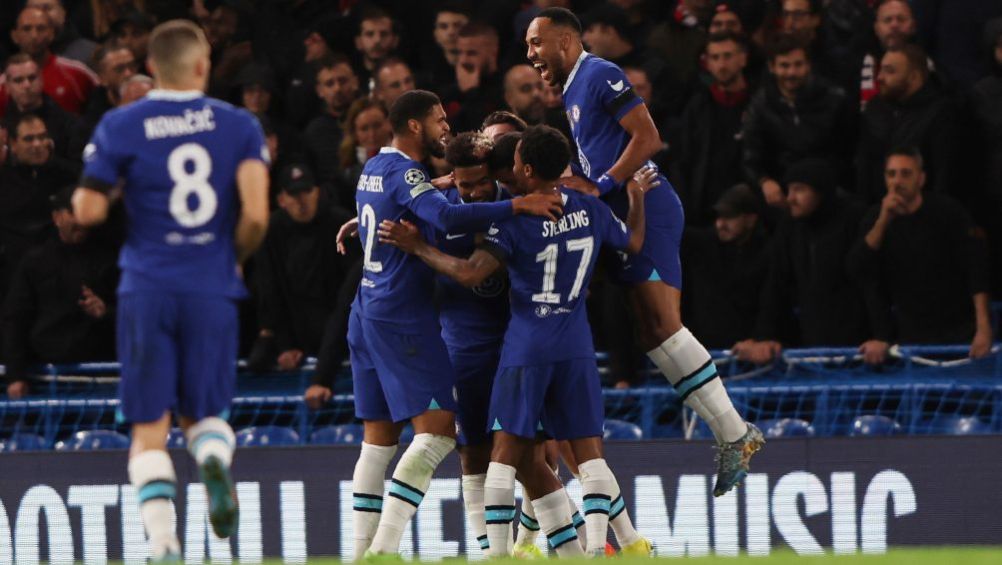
[310,424,364,445]
[759,418,815,438]
[927,416,992,436]
[167,428,186,448]
[850,415,901,437]
[0,433,47,452]
[55,430,130,451]
[603,419,642,440]
[236,426,300,447]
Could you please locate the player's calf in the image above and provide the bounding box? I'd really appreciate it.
[128,449,181,560]
[353,441,398,557]
[185,417,238,538]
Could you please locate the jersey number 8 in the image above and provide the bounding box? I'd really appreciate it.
[168,143,217,228]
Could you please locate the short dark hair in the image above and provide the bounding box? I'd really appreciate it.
[4,52,35,71]
[458,20,497,41]
[11,113,45,140]
[482,110,527,132]
[488,131,522,173]
[766,33,810,62]
[435,0,471,18]
[518,125,570,181]
[356,5,394,35]
[445,131,493,168]
[582,4,630,40]
[389,89,441,134]
[374,56,410,83]
[535,7,582,35]
[706,30,748,52]
[92,42,132,72]
[886,43,929,82]
[885,146,924,170]
[314,52,354,81]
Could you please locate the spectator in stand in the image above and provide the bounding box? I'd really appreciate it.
[972,19,1002,295]
[708,1,766,80]
[502,64,545,125]
[117,72,151,105]
[201,1,253,98]
[734,158,869,363]
[337,98,391,207]
[709,2,743,35]
[235,63,301,162]
[646,0,711,89]
[421,2,470,88]
[858,0,923,111]
[674,31,751,227]
[70,0,145,41]
[681,184,770,349]
[249,163,353,372]
[372,57,415,110]
[440,21,503,132]
[481,110,526,141]
[304,54,360,186]
[3,7,98,116]
[26,0,97,66]
[107,11,153,62]
[2,186,118,399]
[70,44,135,157]
[284,18,337,128]
[776,0,847,84]
[353,6,399,92]
[3,54,78,161]
[742,34,852,208]
[849,148,993,362]
[0,115,78,297]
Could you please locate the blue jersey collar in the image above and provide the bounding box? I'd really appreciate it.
[562,51,589,95]
[380,146,411,159]
[147,89,204,101]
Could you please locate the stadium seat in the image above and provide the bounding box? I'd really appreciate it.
[167,428,186,448]
[235,426,300,447]
[0,433,47,452]
[55,430,130,451]
[849,415,901,437]
[603,419,642,440]
[310,424,364,445]
[926,416,993,436]
[759,418,815,438]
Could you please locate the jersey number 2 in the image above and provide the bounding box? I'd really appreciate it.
[360,204,383,273]
[532,237,593,304]
[168,143,217,228]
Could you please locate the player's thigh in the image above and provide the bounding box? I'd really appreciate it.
[630,280,683,347]
[349,309,392,423]
[540,359,605,441]
[117,293,180,424]
[488,365,553,441]
[453,354,498,448]
[175,295,239,421]
[364,317,459,423]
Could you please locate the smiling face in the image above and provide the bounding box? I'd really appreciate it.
[454,163,495,203]
[526,17,576,87]
[418,104,450,159]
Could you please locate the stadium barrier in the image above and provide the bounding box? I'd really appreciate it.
[0,436,998,563]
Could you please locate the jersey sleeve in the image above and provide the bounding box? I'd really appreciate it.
[590,62,643,121]
[240,112,271,165]
[595,198,631,250]
[480,220,515,262]
[80,116,127,192]
[405,166,514,233]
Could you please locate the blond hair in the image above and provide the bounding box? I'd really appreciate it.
[147,19,209,85]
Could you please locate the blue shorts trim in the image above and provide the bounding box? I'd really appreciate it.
[605,179,684,289]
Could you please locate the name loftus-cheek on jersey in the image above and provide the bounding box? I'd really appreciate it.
[541,209,590,237]
[357,174,384,193]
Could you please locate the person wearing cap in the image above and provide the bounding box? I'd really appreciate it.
[848,148,993,363]
[235,62,302,165]
[680,183,769,349]
[2,184,118,400]
[972,18,1002,296]
[107,11,154,62]
[249,163,356,372]
[734,158,869,364]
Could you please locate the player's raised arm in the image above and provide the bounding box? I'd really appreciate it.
[622,166,658,254]
[235,158,270,263]
[378,219,502,288]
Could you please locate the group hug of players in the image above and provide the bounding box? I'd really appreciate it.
[68,8,764,563]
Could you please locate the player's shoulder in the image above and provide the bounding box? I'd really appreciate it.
[581,53,625,79]
[204,96,261,127]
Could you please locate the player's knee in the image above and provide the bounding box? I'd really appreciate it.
[460,444,492,475]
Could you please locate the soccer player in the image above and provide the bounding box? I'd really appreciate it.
[379,124,650,557]
[71,20,270,560]
[346,90,563,558]
[526,7,764,496]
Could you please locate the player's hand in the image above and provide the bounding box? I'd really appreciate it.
[879,192,908,222]
[858,339,890,365]
[513,193,563,221]
[304,384,333,410]
[760,179,786,208]
[378,219,423,253]
[277,349,304,371]
[628,166,661,194]
[336,217,359,255]
[78,286,107,319]
[456,62,481,92]
[558,175,600,197]
[432,172,454,190]
[6,380,28,399]
[970,327,993,359]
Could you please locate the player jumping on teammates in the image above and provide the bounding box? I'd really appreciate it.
[379,124,652,557]
[346,90,563,558]
[525,7,764,497]
[72,20,270,561]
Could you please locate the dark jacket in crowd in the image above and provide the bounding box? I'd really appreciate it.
[971,68,1002,293]
[255,204,353,355]
[756,195,870,346]
[848,193,990,343]
[681,225,770,348]
[2,236,118,383]
[440,70,505,133]
[674,85,749,226]
[4,96,80,161]
[741,76,852,188]
[856,83,957,203]
[303,112,345,186]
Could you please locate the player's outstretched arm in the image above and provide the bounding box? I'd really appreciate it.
[378,219,501,288]
[623,170,651,254]
[601,104,662,194]
[411,189,563,233]
[71,188,110,227]
[235,160,270,263]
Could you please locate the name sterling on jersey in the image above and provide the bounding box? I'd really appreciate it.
[143,106,216,140]
[357,174,384,193]
[542,209,590,237]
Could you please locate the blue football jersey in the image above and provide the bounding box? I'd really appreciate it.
[483,189,630,367]
[436,185,511,356]
[82,90,269,297]
[562,52,651,192]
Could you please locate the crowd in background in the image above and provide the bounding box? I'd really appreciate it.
[1,0,1001,398]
